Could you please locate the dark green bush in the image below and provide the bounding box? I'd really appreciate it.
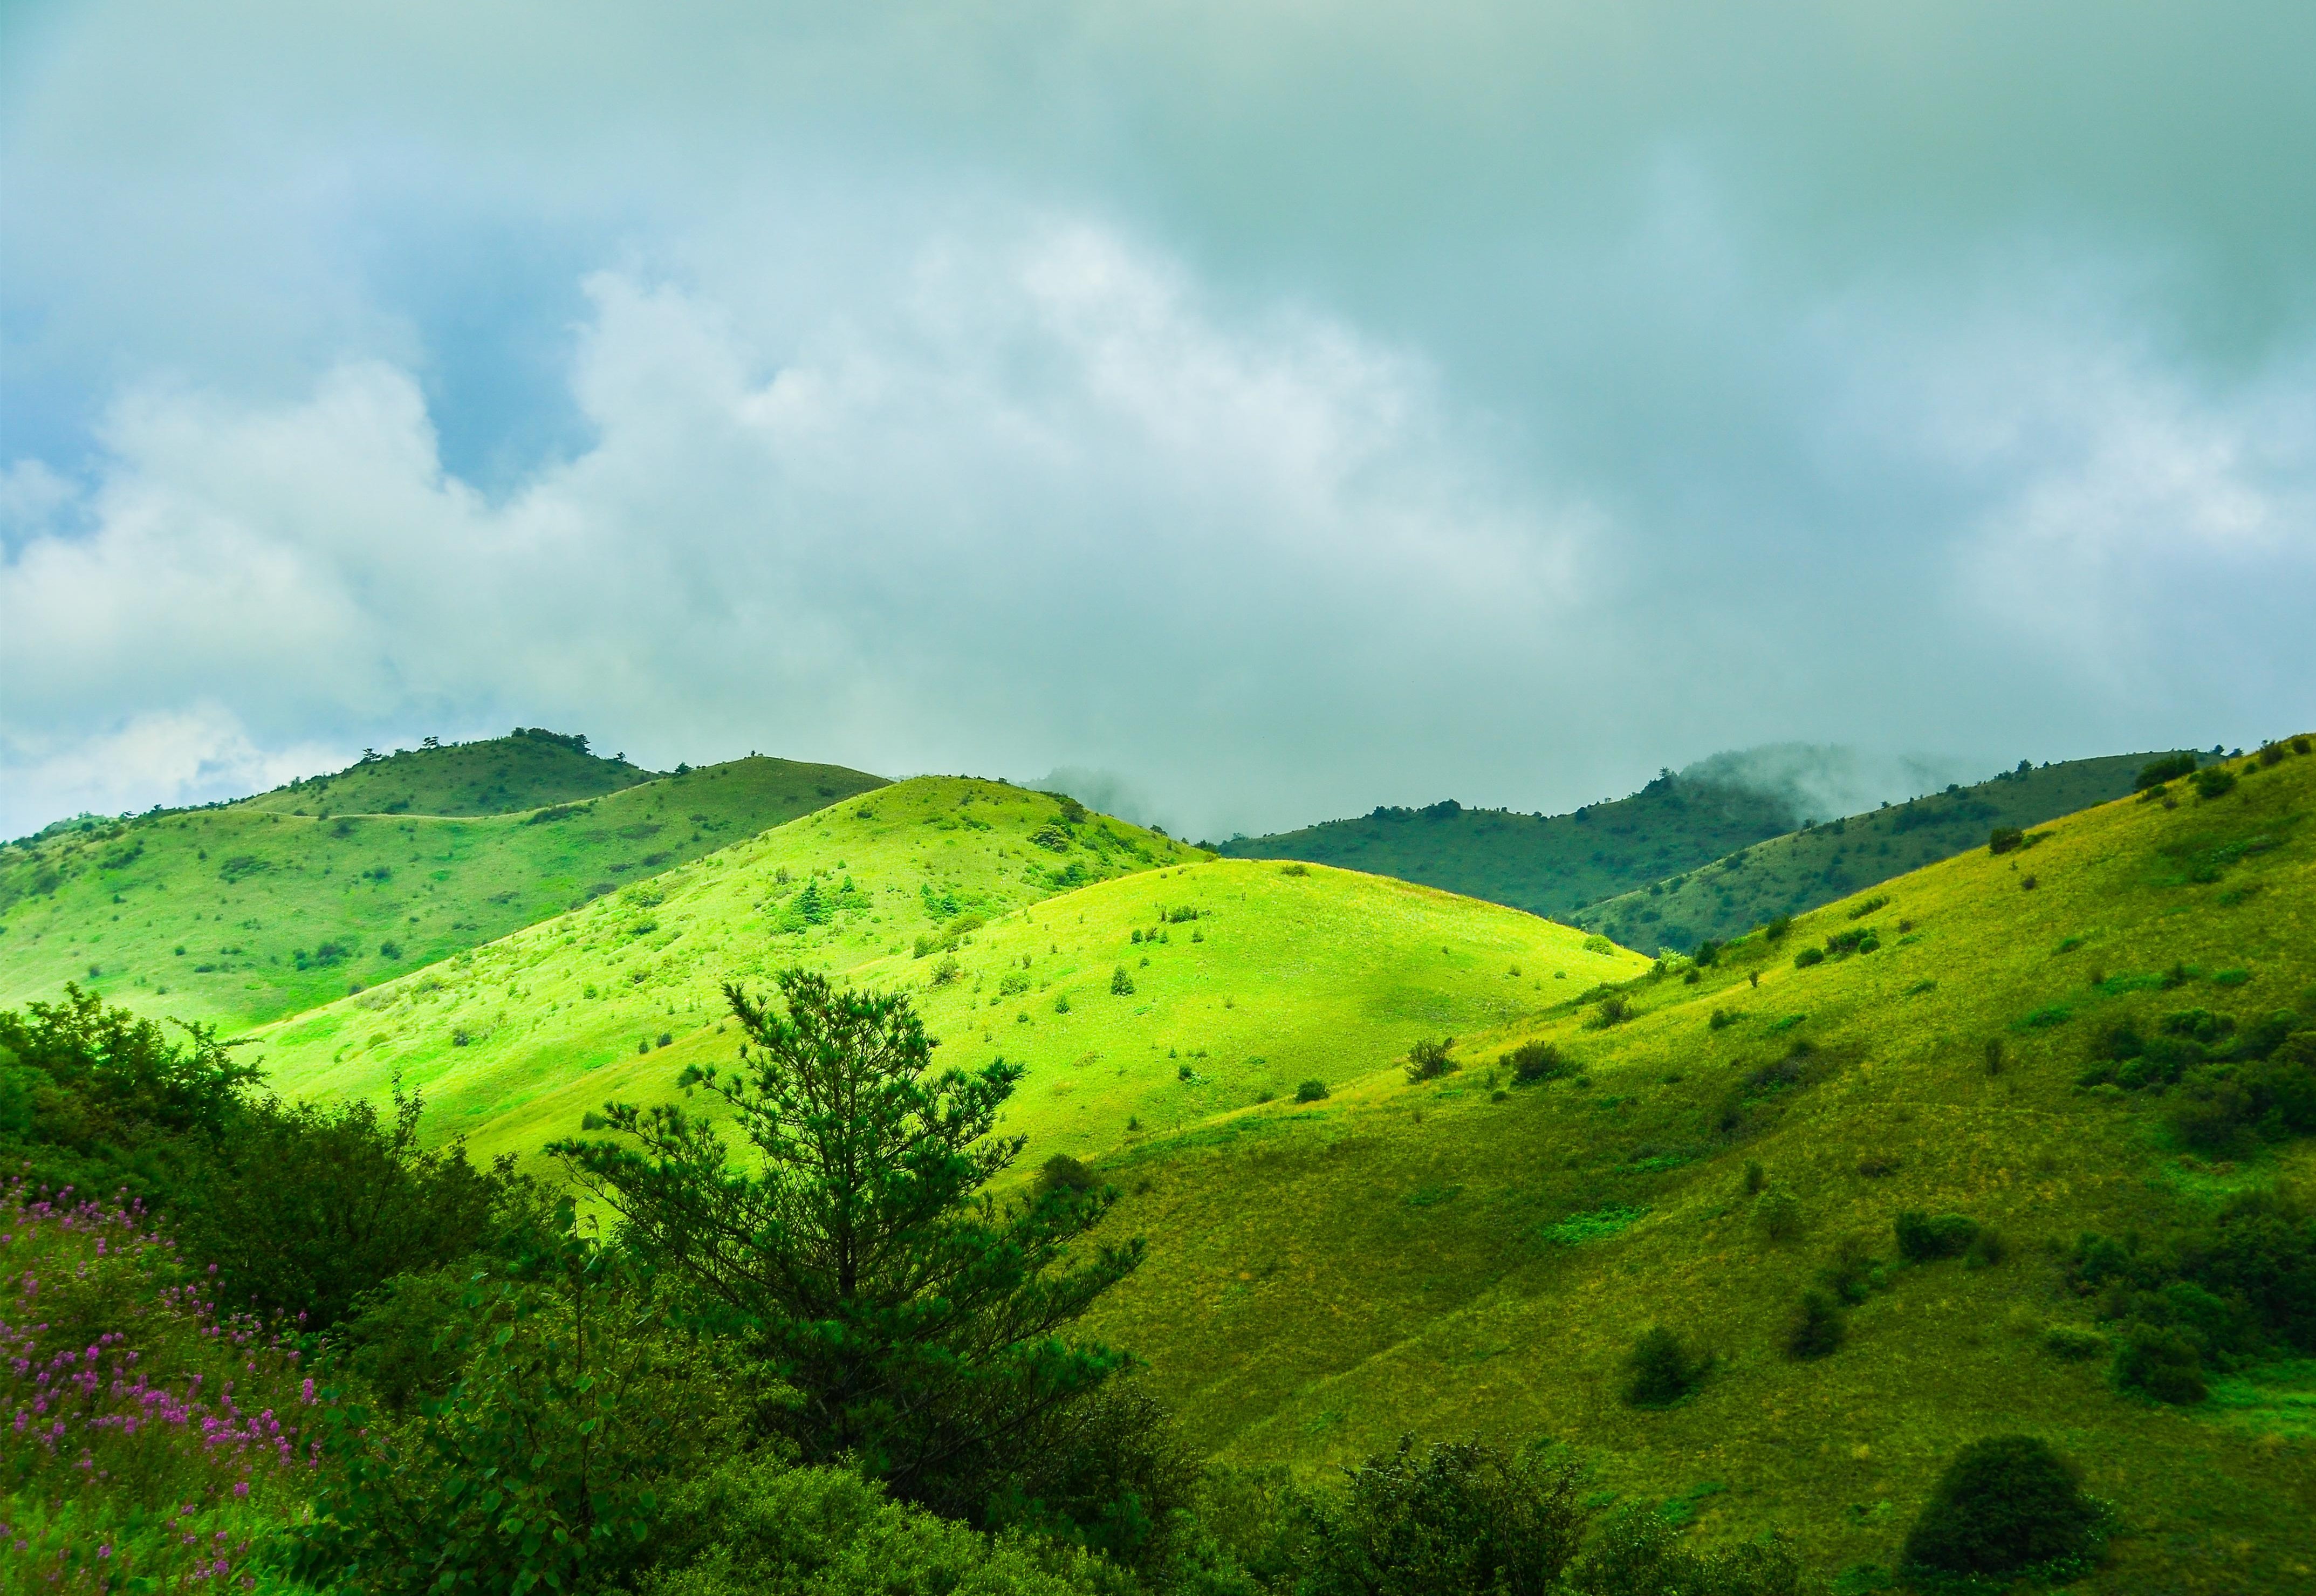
[1899,1435,2106,1583]
[1306,1435,1588,1596]
[1295,1079,1330,1102]
[1964,1227,2009,1269]
[2041,1325,2105,1361]
[1743,1159,1765,1195]
[2192,766,2237,799]
[1756,1191,1803,1243]
[1819,1235,1883,1305]
[2114,1324,2207,1403]
[1564,1505,1806,1596]
[1111,964,1135,995]
[1895,1210,1981,1263]
[1792,947,1825,969]
[1621,1325,1706,1408]
[1988,826,2025,855]
[1405,1036,1458,1082]
[1502,1040,1566,1085]
[2134,754,2197,791]
[1785,1289,1845,1359]
[1035,1153,1099,1199]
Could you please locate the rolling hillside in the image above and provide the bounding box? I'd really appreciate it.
[251,776,1642,1171]
[1574,751,2169,953]
[1072,736,2316,1592]
[0,750,885,1029]
[232,727,660,818]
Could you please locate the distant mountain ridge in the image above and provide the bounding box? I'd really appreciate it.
[1214,770,1801,920]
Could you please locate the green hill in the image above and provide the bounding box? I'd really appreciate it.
[1574,751,2168,952]
[0,754,885,1029]
[1069,736,2316,1591]
[234,727,657,817]
[250,776,1640,1170]
[1213,772,1800,920]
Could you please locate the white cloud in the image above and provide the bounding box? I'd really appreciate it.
[0,223,1598,839]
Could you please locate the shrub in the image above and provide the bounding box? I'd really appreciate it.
[1111,964,1135,996]
[1294,1079,1330,1103]
[1756,1190,1803,1243]
[1582,934,1617,955]
[1792,947,1825,968]
[930,955,962,987]
[1763,915,1793,943]
[1964,1227,2009,1269]
[2114,1324,2207,1404]
[1564,1505,1805,1596]
[1984,1038,2005,1075]
[1035,1153,1099,1200]
[1502,1040,1566,1085]
[1621,1325,1706,1408]
[1820,1235,1883,1305]
[2134,754,2197,791]
[1896,1210,1981,1263]
[1785,1289,1845,1359]
[2043,1325,2105,1361]
[1900,1435,2106,1584]
[1988,826,2025,854]
[2193,766,2237,799]
[1406,1036,1458,1082]
[1589,994,1632,1026]
[1709,1008,1739,1031]
[1052,992,1071,1013]
[1743,1159,1765,1195]
[1279,862,1309,877]
[1308,1435,1589,1596]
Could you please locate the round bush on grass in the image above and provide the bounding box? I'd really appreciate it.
[1900,1435,2106,1584]
[1294,1079,1330,1103]
[1784,1289,1845,1359]
[1621,1326,1706,1408]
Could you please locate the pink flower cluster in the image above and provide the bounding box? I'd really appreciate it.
[2,1176,323,1504]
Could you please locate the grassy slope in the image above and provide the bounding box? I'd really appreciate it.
[251,777,1642,1173]
[234,731,656,817]
[1078,743,2316,1591]
[1572,752,2162,953]
[0,756,885,1030]
[1215,777,1799,922]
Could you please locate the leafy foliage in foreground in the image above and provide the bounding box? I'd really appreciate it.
[558,967,1146,1520]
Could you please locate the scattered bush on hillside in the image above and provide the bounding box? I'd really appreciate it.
[2134,754,2198,791]
[1743,1159,1766,1195]
[1709,1007,1741,1031]
[1304,1435,1590,1596]
[930,955,963,987]
[1819,1235,1887,1305]
[2041,1325,2105,1362]
[1406,1036,1458,1081]
[1756,1191,1803,1244]
[1785,1289,1846,1359]
[2116,1324,2210,1406]
[1899,1435,2108,1586]
[1895,1210,1982,1264]
[1280,862,1309,876]
[1053,991,1072,1013]
[1792,947,1825,968]
[1582,934,1618,955]
[1036,1154,1099,1199]
[1988,826,2025,855]
[1111,964,1136,996]
[1964,1227,2009,1269]
[1587,994,1633,1028]
[1564,1506,1807,1596]
[1621,1325,1708,1408]
[1763,915,1793,943]
[2192,766,2237,800]
[1295,1079,1330,1102]
[1502,1039,1567,1085]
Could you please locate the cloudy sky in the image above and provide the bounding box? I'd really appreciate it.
[3,1,2311,841]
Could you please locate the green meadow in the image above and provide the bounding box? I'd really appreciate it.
[1080,741,2316,1592]
[252,776,1639,1169]
[0,745,883,1028]
[232,728,662,818]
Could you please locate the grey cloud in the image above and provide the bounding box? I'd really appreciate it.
[3,1,2312,840]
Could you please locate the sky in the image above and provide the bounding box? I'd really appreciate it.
[3,1,2312,842]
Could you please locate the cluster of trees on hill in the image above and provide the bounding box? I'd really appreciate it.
[3,978,2138,1594]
